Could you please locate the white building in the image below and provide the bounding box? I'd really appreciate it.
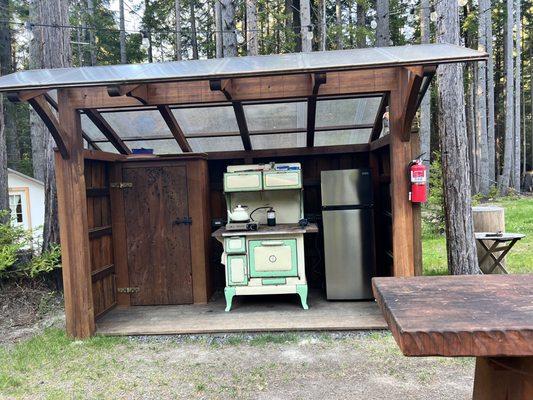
[7,168,45,240]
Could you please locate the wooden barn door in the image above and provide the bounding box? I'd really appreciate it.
[122,165,193,305]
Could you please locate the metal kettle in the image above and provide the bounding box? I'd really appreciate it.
[228,205,250,222]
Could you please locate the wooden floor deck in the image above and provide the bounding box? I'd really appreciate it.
[96,292,387,336]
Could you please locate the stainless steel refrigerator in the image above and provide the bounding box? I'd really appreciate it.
[321,169,375,300]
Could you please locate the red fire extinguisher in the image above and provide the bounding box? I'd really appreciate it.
[409,158,427,203]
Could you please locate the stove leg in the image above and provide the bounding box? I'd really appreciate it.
[296,284,309,310]
[473,356,533,400]
[224,287,236,312]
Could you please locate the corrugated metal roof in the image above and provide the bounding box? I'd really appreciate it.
[0,44,486,92]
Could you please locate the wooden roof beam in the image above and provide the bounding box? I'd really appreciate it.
[157,105,192,152]
[209,79,252,151]
[415,65,437,110]
[369,93,390,142]
[107,84,148,105]
[399,66,424,142]
[27,95,69,159]
[306,73,327,147]
[83,109,131,154]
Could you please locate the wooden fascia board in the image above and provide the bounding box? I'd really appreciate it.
[369,93,390,142]
[65,68,398,109]
[83,109,131,154]
[157,105,193,152]
[27,95,69,159]
[399,66,424,142]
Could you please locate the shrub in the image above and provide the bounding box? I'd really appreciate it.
[0,210,61,280]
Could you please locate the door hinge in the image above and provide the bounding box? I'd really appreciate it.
[117,287,140,294]
[110,182,133,189]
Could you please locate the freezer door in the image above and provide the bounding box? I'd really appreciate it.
[320,169,373,206]
[322,208,375,300]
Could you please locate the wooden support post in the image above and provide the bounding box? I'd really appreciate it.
[306,73,326,147]
[389,68,416,277]
[55,89,95,338]
[157,105,193,152]
[473,357,533,400]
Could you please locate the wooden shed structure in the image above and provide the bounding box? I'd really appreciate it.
[0,44,486,338]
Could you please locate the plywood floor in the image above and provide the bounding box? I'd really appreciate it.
[96,292,387,336]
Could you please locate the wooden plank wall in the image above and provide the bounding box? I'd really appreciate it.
[84,159,116,317]
[208,153,371,289]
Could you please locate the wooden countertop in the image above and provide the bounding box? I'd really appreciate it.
[212,223,319,238]
[372,274,533,357]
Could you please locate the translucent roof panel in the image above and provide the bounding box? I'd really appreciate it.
[316,97,381,127]
[81,114,107,140]
[315,129,372,146]
[251,133,306,150]
[0,44,487,91]
[127,139,182,154]
[100,110,173,139]
[172,107,239,135]
[244,102,307,132]
[97,142,120,154]
[188,136,244,152]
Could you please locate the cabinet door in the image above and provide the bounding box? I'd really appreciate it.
[123,165,193,305]
[248,239,298,277]
[224,236,246,254]
[224,172,263,192]
[263,171,301,190]
[227,255,248,286]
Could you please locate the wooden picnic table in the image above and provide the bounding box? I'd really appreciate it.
[475,232,525,274]
[372,274,533,400]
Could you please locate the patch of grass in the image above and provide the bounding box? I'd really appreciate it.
[423,196,533,275]
[249,332,298,346]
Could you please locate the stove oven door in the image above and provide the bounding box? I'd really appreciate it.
[248,239,298,278]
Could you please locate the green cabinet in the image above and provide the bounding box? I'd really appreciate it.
[224,171,263,192]
[227,255,248,286]
[248,239,298,277]
[262,170,302,190]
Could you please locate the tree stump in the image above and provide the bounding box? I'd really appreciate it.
[472,206,506,273]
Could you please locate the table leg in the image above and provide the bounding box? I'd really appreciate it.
[473,356,533,400]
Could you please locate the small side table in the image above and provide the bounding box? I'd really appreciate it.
[474,232,525,274]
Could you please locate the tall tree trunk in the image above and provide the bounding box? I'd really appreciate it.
[436,0,479,275]
[356,1,366,48]
[499,0,514,195]
[220,0,237,57]
[215,0,223,58]
[119,0,127,64]
[175,0,182,60]
[485,0,496,186]
[0,0,20,171]
[376,0,390,46]
[30,0,72,250]
[419,0,431,171]
[476,0,490,195]
[190,2,199,59]
[292,0,302,52]
[531,36,533,170]
[246,0,259,55]
[466,66,478,193]
[86,0,97,65]
[0,70,7,218]
[319,0,326,51]
[512,0,521,191]
[300,0,312,52]
[335,0,342,49]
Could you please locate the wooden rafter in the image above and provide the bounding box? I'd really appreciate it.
[369,93,390,142]
[84,109,131,154]
[27,95,69,159]
[306,73,327,147]
[399,66,424,142]
[157,105,192,152]
[209,79,252,151]
[44,94,101,151]
[415,65,437,110]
